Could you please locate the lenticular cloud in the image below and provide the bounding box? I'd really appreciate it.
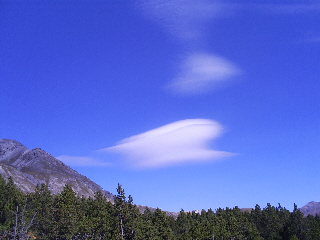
[102,119,234,169]
[168,53,241,94]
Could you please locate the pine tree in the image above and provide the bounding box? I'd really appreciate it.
[152,208,175,239]
[52,184,81,239]
[114,183,141,240]
[175,209,192,240]
[77,191,116,239]
[27,183,54,239]
[0,174,7,226]
[287,203,304,239]
[305,214,320,239]
[1,177,25,230]
[139,207,159,239]
[257,203,283,239]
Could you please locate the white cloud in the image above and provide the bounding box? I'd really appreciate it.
[138,1,241,95]
[139,0,232,42]
[100,119,234,169]
[168,53,241,94]
[57,155,110,167]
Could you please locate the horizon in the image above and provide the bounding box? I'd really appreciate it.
[1,0,320,212]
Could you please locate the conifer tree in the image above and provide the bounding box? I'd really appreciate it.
[139,207,159,239]
[288,203,304,239]
[175,209,192,240]
[0,174,7,226]
[77,191,116,239]
[152,208,175,239]
[305,214,320,239]
[1,177,25,228]
[28,183,54,239]
[114,183,140,240]
[52,184,81,239]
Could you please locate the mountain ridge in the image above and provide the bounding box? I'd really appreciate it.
[300,201,320,217]
[0,139,114,201]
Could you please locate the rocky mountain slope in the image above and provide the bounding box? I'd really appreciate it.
[0,139,114,201]
[300,201,320,217]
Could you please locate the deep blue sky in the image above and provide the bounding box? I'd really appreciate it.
[1,0,320,212]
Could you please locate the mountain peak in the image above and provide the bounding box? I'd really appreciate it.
[300,201,320,217]
[0,139,29,165]
[0,139,114,201]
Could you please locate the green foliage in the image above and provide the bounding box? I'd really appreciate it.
[76,191,116,239]
[1,174,320,240]
[0,176,25,231]
[27,183,54,238]
[140,208,175,239]
[304,214,320,239]
[51,184,81,238]
[115,183,143,239]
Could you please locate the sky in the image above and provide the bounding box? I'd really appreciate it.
[1,0,320,212]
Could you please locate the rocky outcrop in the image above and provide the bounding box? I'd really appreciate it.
[0,139,29,165]
[300,201,320,217]
[0,164,36,193]
[136,205,180,219]
[0,139,114,201]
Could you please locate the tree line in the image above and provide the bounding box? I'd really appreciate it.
[1,174,320,239]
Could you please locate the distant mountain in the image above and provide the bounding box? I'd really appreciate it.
[136,205,180,219]
[300,201,320,217]
[0,139,114,201]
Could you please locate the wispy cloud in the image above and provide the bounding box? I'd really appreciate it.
[253,3,320,45]
[100,119,235,169]
[57,155,110,167]
[304,36,320,43]
[167,52,241,95]
[262,3,320,14]
[138,0,241,95]
[139,0,234,42]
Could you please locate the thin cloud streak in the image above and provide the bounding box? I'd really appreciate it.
[305,36,320,43]
[101,119,235,169]
[139,0,233,42]
[255,3,320,14]
[57,155,110,167]
[168,53,241,95]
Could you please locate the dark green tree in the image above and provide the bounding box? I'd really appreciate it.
[304,214,320,239]
[139,207,159,239]
[0,174,7,227]
[288,204,304,239]
[152,208,175,239]
[175,209,192,240]
[51,184,81,239]
[27,183,54,239]
[77,191,117,239]
[0,176,25,233]
[114,183,141,240]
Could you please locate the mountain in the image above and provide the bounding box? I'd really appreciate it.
[0,139,114,201]
[300,201,320,217]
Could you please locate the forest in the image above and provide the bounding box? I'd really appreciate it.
[1,174,320,240]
